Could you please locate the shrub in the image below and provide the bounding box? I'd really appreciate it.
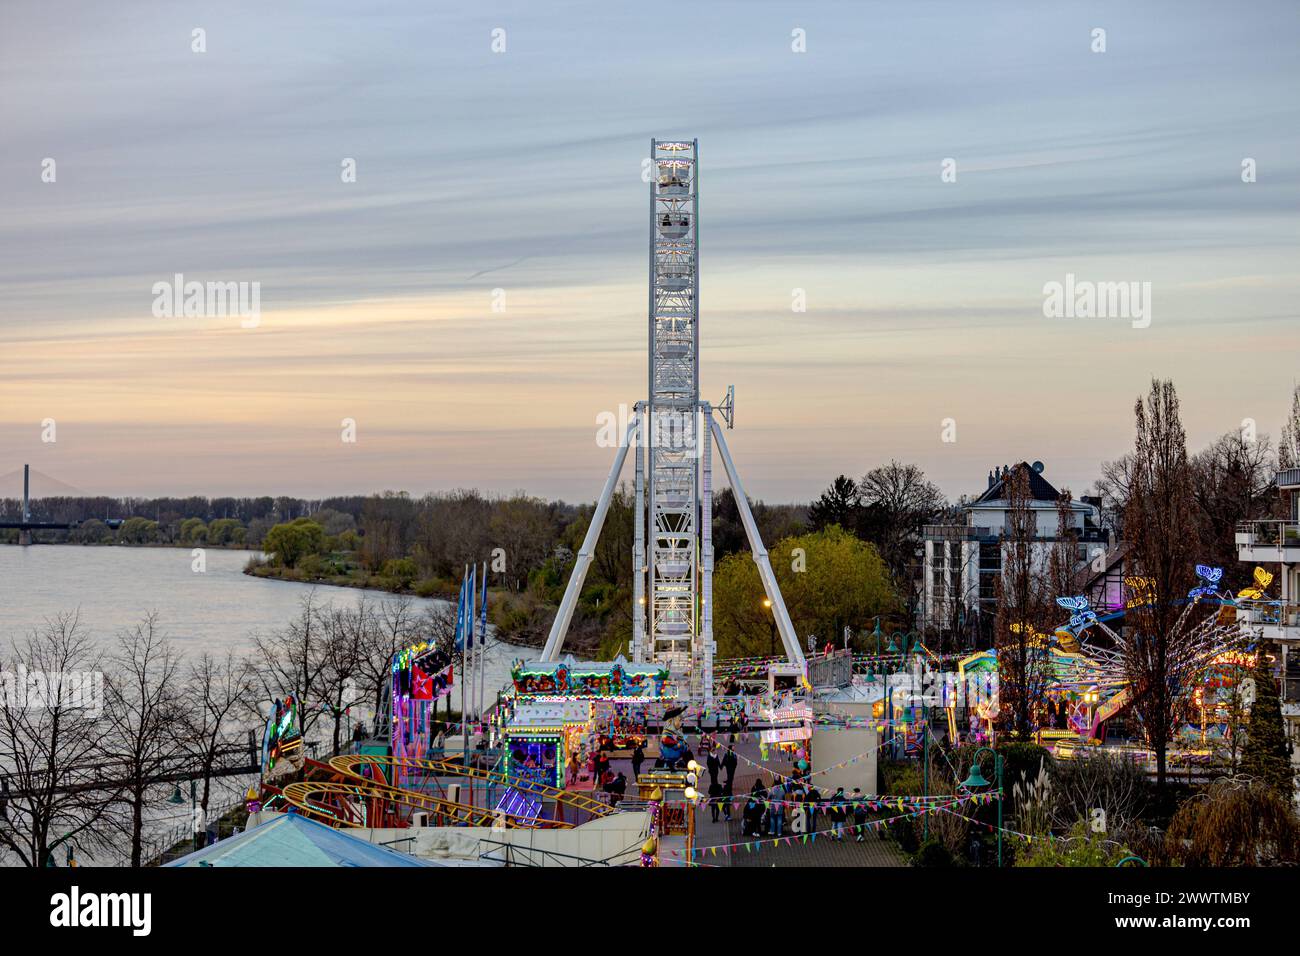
[1015,819,1134,867]
[914,839,955,867]
[381,557,419,586]
[1165,776,1300,866]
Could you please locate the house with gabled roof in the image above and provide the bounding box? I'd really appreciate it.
[919,461,1112,642]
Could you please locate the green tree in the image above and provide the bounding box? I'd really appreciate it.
[806,475,863,535]
[381,557,419,587]
[1241,656,1295,796]
[712,524,897,658]
[206,518,244,546]
[262,518,326,569]
[116,517,160,545]
[179,517,208,544]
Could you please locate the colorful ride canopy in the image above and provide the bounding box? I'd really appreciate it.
[512,654,671,700]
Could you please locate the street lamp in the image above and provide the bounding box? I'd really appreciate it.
[960,746,1003,867]
[762,599,775,657]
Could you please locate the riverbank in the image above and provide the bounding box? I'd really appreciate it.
[242,557,601,655]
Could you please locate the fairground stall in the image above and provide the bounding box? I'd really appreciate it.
[389,639,455,765]
[504,655,672,795]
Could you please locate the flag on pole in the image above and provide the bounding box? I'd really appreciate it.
[473,564,483,655]
[454,566,468,651]
[479,561,489,644]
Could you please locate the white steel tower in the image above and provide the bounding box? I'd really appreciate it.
[540,138,806,696]
[642,139,700,676]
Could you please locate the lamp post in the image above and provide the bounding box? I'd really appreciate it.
[762,598,775,657]
[169,780,199,848]
[960,746,1003,867]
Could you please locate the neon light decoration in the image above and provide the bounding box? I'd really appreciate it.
[511,654,670,700]
[391,642,454,763]
[495,787,544,821]
[1188,564,1224,599]
[261,695,303,783]
[1236,566,1274,600]
[504,735,562,789]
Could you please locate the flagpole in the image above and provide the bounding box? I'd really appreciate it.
[459,564,468,764]
[468,562,478,724]
[478,560,488,732]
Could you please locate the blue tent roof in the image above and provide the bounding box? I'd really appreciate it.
[165,813,440,868]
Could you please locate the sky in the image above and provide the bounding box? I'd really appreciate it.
[1,0,1298,504]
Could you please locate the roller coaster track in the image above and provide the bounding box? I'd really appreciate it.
[271,753,621,830]
[327,754,617,821]
[275,777,574,830]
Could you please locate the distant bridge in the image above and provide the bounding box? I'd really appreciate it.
[0,465,121,542]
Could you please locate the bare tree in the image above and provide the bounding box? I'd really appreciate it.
[180,650,257,824]
[1050,751,1149,832]
[1123,379,1200,788]
[0,611,117,866]
[1047,489,1079,601]
[1279,384,1300,470]
[993,465,1052,737]
[317,603,368,753]
[252,592,333,742]
[1191,430,1279,588]
[859,461,946,598]
[103,612,185,867]
[354,598,419,722]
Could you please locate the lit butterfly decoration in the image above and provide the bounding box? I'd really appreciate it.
[1187,564,1223,600]
[1236,566,1274,601]
[1055,596,1098,636]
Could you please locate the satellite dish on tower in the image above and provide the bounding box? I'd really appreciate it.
[1032,461,1045,474]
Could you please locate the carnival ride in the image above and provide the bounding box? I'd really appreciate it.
[537,138,806,703]
[264,753,618,830]
[952,567,1259,755]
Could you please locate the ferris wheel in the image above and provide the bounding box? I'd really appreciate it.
[639,140,702,675]
[539,138,806,700]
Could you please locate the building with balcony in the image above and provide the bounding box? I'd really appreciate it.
[920,461,1111,642]
[1235,467,1300,743]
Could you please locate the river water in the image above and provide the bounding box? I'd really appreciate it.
[0,544,531,690]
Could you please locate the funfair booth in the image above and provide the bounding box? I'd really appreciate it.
[504,655,672,794]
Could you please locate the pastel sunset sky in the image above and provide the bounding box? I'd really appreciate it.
[2,1,1297,503]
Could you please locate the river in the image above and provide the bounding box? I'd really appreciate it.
[0,544,531,696]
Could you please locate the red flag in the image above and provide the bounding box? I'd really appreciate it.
[412,663,434,700]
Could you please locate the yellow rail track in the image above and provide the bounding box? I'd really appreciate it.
[278,778,573,830]
[327,754,616,820]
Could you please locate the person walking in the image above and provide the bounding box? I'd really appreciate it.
[807,785,821,832]
[721,746,738,787]
[829,787,847,841]
[721,780,734,821]
[851,787,869,842]
[631,742,645,782]
[768,780,786,837]
[708,779,723,823]
[706,750,720,787]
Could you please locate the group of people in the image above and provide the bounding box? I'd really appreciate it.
[737,780,872,843]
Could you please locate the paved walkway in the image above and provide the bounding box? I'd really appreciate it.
[617,734,908,868]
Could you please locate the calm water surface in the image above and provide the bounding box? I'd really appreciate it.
[0,545,529,688]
